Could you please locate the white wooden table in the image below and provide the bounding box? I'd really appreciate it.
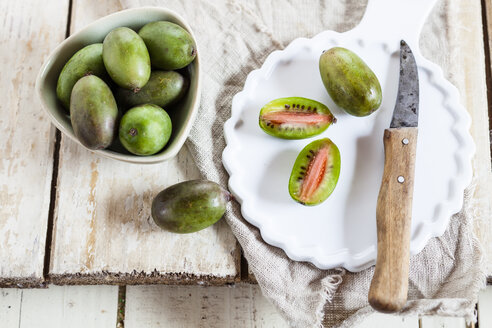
[1,0,491,326]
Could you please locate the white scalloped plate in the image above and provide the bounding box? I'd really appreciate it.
[222,0,474,272]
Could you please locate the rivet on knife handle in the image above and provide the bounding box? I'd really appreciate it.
[368,127,417,312]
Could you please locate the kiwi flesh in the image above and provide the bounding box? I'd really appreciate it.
[259,97,335,139]
[289,138,341,206]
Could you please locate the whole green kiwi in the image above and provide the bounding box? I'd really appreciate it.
[151,180,231,233]
[102,27,151,91]
[56,43,107,111]
[70,75,118,150]
[139,21,196,70]
[319,47,382,117]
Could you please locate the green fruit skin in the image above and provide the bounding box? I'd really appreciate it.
[116,71,189,109]
[70,75,118,150]
[288,138,341,206]
[259,97,335,139]
[151,180,229,234]
[139,21,196,70]
[56,43,107,111]
[119,104,172,156]
[103,27,151,90]
[319,47,382,117]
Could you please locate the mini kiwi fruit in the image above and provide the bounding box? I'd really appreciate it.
[319,47,382,117]
[259,97,336,139]
[151,180,231,233]
[289,138,341,206]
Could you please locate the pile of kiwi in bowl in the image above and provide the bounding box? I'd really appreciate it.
[36,7,201,164]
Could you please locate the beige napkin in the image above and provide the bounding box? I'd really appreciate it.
[122,0,485,326]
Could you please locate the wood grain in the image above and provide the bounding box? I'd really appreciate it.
[478,286,492,328]
[419,316,468,328]
[0,0,69,287]
[448,0,492,279]
[48,0,240,285]
[355,313,418,328]
[125,284,288,328]
[6,285,487,328]
[479,0,492,280]
[18,285,118,327]
[369,128,418,313]
[0,289,22,327]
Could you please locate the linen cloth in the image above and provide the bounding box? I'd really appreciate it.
[122,0,485,326]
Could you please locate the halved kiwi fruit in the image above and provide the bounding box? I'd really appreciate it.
[259,97,336,139]
[289,138,341,206]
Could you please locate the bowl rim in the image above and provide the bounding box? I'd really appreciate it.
[35,6,201,164]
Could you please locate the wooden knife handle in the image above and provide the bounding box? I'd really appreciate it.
[368,127,418,313]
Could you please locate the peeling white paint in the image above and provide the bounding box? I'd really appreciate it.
[0,0,68,282]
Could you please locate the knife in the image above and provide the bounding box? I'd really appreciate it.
[368,40,419,313]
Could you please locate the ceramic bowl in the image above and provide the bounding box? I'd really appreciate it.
[35,7,201,164]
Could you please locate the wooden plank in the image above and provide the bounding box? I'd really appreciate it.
[420,0,492,280]
[0,0,69,287]
[480,0,492,280]
[249,286,290,327]
[18,285,118,327]
[420,316,467,328]
[0,289,22,327]
[478,285,492,327]
[48,0,240,285]
[450,0,492,279]
[125,284,288,327]
[355,313,418,328]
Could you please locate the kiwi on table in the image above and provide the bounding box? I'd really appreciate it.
[151,180,231,234]
[289,138,341,206]
[259,97,336,139]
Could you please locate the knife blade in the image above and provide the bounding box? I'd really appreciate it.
[368,40,419,313]
[391,41,419,128]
